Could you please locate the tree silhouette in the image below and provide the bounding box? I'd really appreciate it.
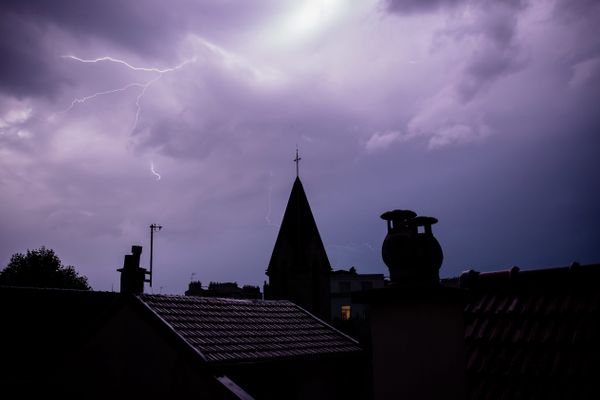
[0,247,91,290]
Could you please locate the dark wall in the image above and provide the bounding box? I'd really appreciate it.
[0,287,124,396]
[75,301,366,399]
[68,302,237,398]
[224,352,369,400]
[0,287,365,399]
[370,301,465,400]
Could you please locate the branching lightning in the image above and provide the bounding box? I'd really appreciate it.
[58,55,197,132]
[132,76,161,133]
[61,55,192,73]
[56,82,145,115]
[150,161,161,181]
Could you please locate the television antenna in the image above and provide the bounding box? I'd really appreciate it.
[148,223,162,287]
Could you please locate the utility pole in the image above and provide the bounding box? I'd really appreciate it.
[149,223,162,287]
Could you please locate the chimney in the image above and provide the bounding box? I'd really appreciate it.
[380,209,443,286]
[117,245,149,294]
[354,210,465,400]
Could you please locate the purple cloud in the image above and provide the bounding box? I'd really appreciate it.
[384,0,465,14]
[0,0,599,294]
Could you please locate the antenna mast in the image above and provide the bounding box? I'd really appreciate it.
[149,223,162,287]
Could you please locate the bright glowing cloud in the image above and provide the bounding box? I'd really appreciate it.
[259,0,357,49]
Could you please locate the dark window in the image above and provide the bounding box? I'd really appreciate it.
[339,281,351,293]
[361,281,373,290]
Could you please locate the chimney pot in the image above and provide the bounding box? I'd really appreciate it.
[380,210,443,286]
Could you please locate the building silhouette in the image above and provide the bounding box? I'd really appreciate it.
[185,280,261,299]
[330,267,385,322]
[330,267,385,343]
[264,176,331,320]
[3,191,599,398]
[0,245,365,399]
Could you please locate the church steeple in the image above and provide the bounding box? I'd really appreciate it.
[265,173,331,320]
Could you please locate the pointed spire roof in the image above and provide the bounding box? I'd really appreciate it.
[267,176,331,275]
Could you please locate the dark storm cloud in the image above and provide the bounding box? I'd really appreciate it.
[384,0,527,15]
[1,0,181,57]
[0,0,171,97]
[384,0,527,103]
[451,1,527,102]
[554,0,600,21]
[1,0,279,56]
[384,0,464,14]
[0,11,66,97]
[138,78,355,162]
[0,0,279,97]
[553,0,600,73]
[382,0,529,147]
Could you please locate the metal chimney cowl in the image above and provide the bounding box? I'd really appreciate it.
[380,209,443,286]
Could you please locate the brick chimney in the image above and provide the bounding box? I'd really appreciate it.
[117,245,149,294]
[354,210,465,400]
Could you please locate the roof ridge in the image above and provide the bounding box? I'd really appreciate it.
[141,293,296,305]
[459,262,600,291]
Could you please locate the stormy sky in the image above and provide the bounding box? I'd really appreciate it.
[1,0,599,293]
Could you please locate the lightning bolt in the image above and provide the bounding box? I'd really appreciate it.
[55,82,145,115]
[150,161,161,181]
[330,242,376,253]
[132,76,161,133]
[58,55,197,132]
[57,37,276,130]
[61,55,194,73]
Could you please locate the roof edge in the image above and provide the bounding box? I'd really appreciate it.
[459,262,600,291]
[134,295,209,363]
[289,302,362,348]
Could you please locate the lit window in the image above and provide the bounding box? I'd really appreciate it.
[341,305,351,320]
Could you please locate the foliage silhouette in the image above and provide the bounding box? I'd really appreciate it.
[0,246,91,290]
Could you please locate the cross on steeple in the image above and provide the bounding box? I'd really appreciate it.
[293,147,302,178]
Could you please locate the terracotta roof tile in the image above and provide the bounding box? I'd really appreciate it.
[507,296,521,313]
[501,319,515,343]
[462,263,600,399]
[494,294,511,314]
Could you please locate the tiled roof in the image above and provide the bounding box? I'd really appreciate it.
[462,263,600,400]
[138,294,361,364]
